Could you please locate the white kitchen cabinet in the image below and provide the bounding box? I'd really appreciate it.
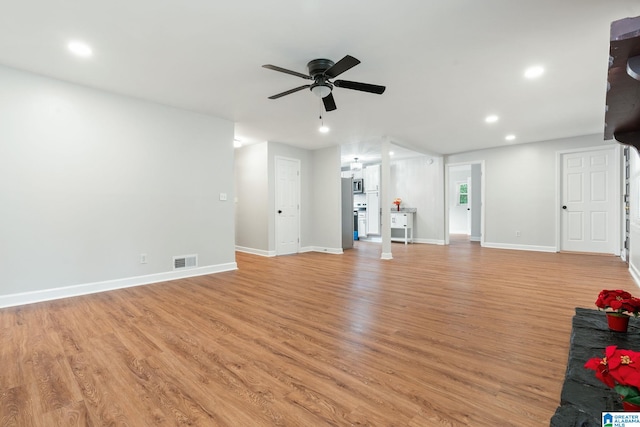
[391,212,414,244]
[366,191,380,235]
[341,169,363,179]
[364,164,380,192]
[357,211,367,238]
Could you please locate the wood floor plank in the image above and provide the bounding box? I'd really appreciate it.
[20,331,82,417]
[40,401,94,427]
[67,351,162,426]
[0,386,34,427]
[0,238,635,425]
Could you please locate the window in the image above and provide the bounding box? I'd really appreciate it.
[457,182,468,205]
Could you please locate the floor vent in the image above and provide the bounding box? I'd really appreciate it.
[173,254,198,270]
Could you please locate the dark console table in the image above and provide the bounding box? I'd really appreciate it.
[551,308,640,426]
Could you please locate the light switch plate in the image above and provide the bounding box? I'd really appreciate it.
[219,193,227,201]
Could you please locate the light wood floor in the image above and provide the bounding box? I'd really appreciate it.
[0,238,635,426]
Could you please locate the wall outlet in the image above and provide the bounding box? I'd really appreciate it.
[140,253,148,264]
[515,231,521,237]
[219,192,227,201]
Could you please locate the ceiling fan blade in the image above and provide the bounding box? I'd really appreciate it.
[323,93,337,111]
[334,80,386,94]
[324,55,360,79]
[262,64,311,80]
[268,85,311,99]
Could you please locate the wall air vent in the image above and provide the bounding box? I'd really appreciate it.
[173,254,198,270]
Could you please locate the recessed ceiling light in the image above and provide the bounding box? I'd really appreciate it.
[505,134,516,141]
[319,125,329,133]
[67,40,93,57]
[485,115,499,123]
[389,151,394,156]
[524,65,544,79]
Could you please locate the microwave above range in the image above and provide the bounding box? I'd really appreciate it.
[353,179,364,193]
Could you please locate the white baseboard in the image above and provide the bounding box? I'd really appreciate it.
[235,246,276,257]
[629,262,640,290]
[359,236,382,242]
[358,238,445,245]
[482,242,557,252]
[412,238,446,245]
[300,246,344,255]
[238,246,344,256]
[470,235,481,242]
[0,262,238,309]
[381,252,393,260]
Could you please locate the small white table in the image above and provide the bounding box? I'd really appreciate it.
[390,211,414,244]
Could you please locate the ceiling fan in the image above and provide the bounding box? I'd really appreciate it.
[262,55,386,112]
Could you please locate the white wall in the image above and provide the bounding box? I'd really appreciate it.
[235,141,341,254]
[470,163,482,241]
[234,142,268,252]
[447,134,618,250]
[0,65,236,306]
[390,156,445,244]
[309,146,343,252]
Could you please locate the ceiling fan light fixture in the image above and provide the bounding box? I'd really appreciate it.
[318,113,329,133]
[311,83,332,98]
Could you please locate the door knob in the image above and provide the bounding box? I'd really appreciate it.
[277,210,282,214]
[562,205,567,209]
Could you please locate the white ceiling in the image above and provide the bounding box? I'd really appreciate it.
[1,1,639,158]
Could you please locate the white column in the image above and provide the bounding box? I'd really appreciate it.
[381,138,392,260]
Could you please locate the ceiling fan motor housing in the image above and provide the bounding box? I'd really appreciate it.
[307,59,335,78]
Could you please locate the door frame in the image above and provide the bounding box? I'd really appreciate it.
[555,144,621,255]
[444,160,485,246]
[623,146,631,263]
[274,156,301,256]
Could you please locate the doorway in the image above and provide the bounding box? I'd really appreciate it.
[275,156,300,255]
[445,161,484,245]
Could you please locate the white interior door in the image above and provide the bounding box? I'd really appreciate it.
[275,157,300,255]
[561,147,619,254]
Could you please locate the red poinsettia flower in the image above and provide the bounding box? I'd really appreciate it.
[585,355,616,388]
[595,289,640,315]
[606,347,640,386]
[585,345,640,404]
